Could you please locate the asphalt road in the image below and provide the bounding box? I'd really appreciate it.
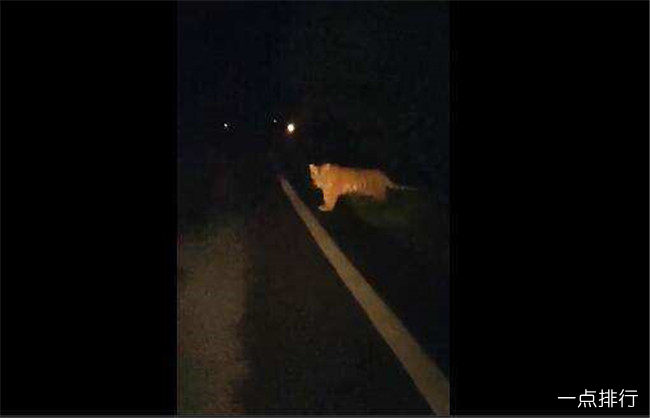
[274,141,449,377]
[178,140,435,414]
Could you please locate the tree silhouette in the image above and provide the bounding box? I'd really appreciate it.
[270,2,448,197]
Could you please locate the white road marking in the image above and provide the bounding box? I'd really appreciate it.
[278,175,449,416]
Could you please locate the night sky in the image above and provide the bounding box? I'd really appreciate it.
[179,2,449,200]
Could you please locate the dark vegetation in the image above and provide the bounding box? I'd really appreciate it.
[271,2,449,203]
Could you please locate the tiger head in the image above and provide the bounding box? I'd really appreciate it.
[309,163,330,189]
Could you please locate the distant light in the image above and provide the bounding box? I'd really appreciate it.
[224,123,229,128]
[287,123,295,133]
[273,119,278,124]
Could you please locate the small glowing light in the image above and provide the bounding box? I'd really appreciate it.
[273,119,278,124]
[287,123,295,133]
[224,123,229,128]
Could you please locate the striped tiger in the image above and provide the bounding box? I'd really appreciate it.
[308,163,416,212]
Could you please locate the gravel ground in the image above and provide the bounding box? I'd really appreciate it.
[178,215,250,414]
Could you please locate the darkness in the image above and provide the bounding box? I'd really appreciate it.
[1,1,647,416]
[179,2,449,202]
[176,4,451,412]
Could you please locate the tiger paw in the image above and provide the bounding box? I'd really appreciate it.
[318,205,331,212]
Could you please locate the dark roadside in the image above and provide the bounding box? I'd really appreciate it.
[179,132,433,414]
[271,139,450,377]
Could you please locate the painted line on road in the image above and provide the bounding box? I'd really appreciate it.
[278,175,449,416]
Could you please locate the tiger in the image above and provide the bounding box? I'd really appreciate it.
[308,163,416,212]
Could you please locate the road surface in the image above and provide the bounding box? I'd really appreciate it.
[178,142,440,414]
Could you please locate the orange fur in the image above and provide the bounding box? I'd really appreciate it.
[309,163,398,212]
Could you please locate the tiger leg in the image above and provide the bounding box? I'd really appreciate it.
[319,189,339,211]
[376,187,388,201]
